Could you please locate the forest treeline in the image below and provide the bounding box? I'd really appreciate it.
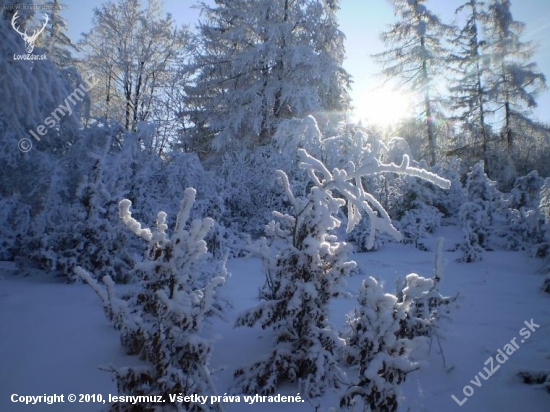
[2,0,550,409]
[1,0,549,276]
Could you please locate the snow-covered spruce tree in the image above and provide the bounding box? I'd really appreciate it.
[342,240,454,411]
[507,171,546,251]
[510,171,545,210]
[184,0,350,152]
[456,160,504,258]
[76,188,227,412]
[234,119,450,399]
[0,0,85,259]
[457,207,486,263]
[234,168,354,399]
[431,157,466,221]
[465,161,501,213]
[340,273,434,411]
[538,178,550,278]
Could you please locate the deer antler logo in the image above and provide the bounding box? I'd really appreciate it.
[11,11,49,54]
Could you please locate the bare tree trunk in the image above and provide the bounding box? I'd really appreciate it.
[505,100,512,152]
[471,1,489,166]
[105,70,112,121]
[125,76,132,131]
[421,34,436,166]
[133,61,145,132]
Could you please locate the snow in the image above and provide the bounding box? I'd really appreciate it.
[1,225,549,411]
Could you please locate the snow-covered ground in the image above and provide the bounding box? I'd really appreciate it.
[1,226,549,411]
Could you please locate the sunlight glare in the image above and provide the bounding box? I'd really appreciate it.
[354,87,413,127]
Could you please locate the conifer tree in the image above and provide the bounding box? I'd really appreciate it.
[450,0,492,165]
[42,0,77,68]
[77,188,227,412]
[341,274,433,411]
[374,0,454,166]
[0,0,87,263]
[484,0,547,159]
[184,0,351,152]
[233,117,450,400]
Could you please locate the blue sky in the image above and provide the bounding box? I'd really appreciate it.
[58,0,550,124]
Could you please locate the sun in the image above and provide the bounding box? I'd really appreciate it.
[353,87,413,127]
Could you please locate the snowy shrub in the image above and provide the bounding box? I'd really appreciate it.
[377,141,448,250]
[518,370,550,393]
[154,151,223,224]
[155,151,227,257]
[399,206,441,251]
[392,171,444,251]
[77,188,227,412]
[507,208,540,251]
[60,151,134,282]
[396,239,456,342]
[455,161,507,259]
[342,240,454,411]
[431,157,466,219]
[17,122,225,280]
[464,161,503,219]
[340,274,432,411]
[347,218,393,253]
[537,178,550,272]
[507,171,546,251]
[510,171,545,210]
[456,202,486,262]
[274,116,325,165]
[217,145,286,237]
[217,116,369,239]
[234,117,450,401]
[18,128,137,282]
[0,195,31,261]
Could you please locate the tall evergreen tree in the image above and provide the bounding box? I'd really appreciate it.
[0,0,84,194]
[484,0,547,157]
[0,0,91,261]
[450,0,492,166]
[183,0,351,152]
[43,0,77,68]
[374,0,454,166]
